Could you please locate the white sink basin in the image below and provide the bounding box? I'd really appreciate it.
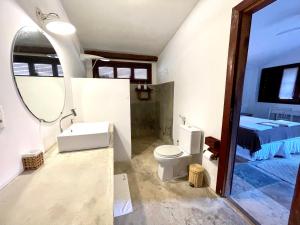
[57,122,110,152]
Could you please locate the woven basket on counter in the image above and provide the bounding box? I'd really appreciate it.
[22,151,44,170]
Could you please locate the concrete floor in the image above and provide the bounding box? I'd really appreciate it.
[114,137,250,225]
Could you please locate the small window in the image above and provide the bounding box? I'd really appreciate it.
[34,64,53,76]
[279,68,298,99]
[93,61,152,83]
[57,65,64,77]
[134,68,147,80]
[99,67,114,78]
[13,62,30,76]
[117,68,131,79]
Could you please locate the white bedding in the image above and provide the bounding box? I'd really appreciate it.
[274,120,300,127]
[239,116,274,131]
[239,116,299,131]
[238,116,300,160]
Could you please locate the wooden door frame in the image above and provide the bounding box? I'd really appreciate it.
[216,0,275,197]
[217,0,300,224]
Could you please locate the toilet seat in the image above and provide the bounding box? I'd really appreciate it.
[154,145,183,158]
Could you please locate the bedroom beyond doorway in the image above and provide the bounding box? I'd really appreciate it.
[224,0,300,224]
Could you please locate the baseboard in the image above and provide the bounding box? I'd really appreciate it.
[0,167,24,191]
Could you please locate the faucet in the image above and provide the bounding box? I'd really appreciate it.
[179,114,186,125]
[59,109,77,132]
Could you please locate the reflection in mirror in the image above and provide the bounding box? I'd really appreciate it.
[12,26,65,123]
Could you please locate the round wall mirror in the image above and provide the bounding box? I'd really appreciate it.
[11,26,65,123]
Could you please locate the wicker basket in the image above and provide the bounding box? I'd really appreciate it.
[22,152,44,170]
[188,164,204,188]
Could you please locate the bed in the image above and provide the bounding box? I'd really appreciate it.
[236,116,300,161]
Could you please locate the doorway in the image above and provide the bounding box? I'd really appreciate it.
[216,0,300,224]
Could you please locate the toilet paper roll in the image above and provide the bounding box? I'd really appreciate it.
[203,150,213,160]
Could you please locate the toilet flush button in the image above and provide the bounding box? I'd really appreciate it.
[0,105,5,129]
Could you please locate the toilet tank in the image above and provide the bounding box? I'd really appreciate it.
[179,125,201,155]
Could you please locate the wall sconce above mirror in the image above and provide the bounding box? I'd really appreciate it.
[11,26,66,123]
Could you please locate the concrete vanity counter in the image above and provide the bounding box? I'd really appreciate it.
[0,145,114,225]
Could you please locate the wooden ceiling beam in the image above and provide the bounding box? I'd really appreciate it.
[84,50,158,62]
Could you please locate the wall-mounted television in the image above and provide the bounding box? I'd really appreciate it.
[258,63,300,104]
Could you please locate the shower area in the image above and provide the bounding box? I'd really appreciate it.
[130,82,174,154]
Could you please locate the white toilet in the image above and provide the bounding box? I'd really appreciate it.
[154,124,201,181]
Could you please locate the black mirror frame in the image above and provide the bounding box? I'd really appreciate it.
[10,26,66,123]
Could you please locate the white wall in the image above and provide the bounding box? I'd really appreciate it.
[241,0,300,118]
[0,0,42,190]
[72,78,132,161]
[157,0,242,190]
[242,47,300,118]
[0,0,85,189]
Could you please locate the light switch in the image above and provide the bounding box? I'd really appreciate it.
[0,105,4,129]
